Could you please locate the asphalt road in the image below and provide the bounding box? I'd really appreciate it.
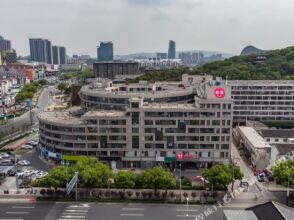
[0,202,241,220]
[19,148,50,172]
[0,86,53,134]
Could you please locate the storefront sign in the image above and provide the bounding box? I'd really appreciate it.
[177,153,198,160]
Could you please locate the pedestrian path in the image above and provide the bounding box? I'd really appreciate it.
[58,204,90,220]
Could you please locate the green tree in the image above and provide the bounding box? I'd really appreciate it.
[57,82,69,91]
[33,166,73,189]
[202,164,243,191]
[272,159,294,187]
[141,166,176,191]
[228,163,244,192]
[73,157,112,188]
[114,171,136,189]
[38,79,47,86]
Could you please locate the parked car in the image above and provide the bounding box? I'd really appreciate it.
[17,160,30,166]
[0,160,14,166]
[8,168,16,176]
[0,153,10,158]
[27,141,38,147]
[21,145,33,149]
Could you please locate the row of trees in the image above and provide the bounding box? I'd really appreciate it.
[57,82,72,94]
[33,157,243,192]
[61,70,94,83]
[15,81,40,102]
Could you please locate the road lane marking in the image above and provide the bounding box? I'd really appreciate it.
[0,219,23,220]
[12,206,35,209]
[120,214,144,217]
[176,209,198,212]
[64,210,88,212]
[122,208,145,211]
[176,214,197,218]
[63,213,87,215]
[60,216,85,219]
[6,211,29,214]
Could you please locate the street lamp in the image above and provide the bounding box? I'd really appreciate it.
[287,168,290,206]
[179,162,182,202]
[12,151,20,194]
[186,197,189,216]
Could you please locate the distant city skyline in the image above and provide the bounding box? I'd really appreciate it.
[3,0,294,57]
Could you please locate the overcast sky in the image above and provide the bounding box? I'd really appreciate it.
[2,0,294,57]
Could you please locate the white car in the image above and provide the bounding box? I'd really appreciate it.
[17,160,31,166]
[21,145,33,149]
[0,153,10,158]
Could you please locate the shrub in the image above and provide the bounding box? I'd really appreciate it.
[168,191,175,198]
[191,191,197,198]
[46,189,54,196]
[212,191,218,198]
[183,192,188,198]
[127,191,133,198]
[147,191,153,198]
[154,191,160,198]
[111,191,117,197]
[161,191,167,199]
[135,191,140,198]
[55,189,64,196]
[104,191,110,198]
[142,191,147,199]
[40,189,46,195]
[118,191,125,199]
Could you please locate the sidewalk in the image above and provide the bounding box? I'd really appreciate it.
[2,133,34,150]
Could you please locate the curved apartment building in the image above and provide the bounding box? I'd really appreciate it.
[38,75,233,169]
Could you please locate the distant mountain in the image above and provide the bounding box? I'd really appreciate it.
[240,45,263,56]
[114,50,235,60]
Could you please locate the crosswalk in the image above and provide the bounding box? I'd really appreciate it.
[120,207,145,217]
[0,205,35,220]
[58,204,90,220]
[176,206,199,218]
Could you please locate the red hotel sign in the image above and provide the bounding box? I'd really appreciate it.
[177,153,198,160]
[214,87,225,98]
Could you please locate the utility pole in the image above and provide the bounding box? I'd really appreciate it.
[13,151,20,194]
[287,168,290,206]
[29,106,34,126]
[179,162,182,202]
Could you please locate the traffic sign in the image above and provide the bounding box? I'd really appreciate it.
[67,172,78,195]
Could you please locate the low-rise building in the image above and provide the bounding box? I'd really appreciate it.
[234,126,271,169]
[38,76,233,169]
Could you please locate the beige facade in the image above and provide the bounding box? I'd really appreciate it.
[38,77,233,169]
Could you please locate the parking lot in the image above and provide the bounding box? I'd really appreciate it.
[0,137,51,192]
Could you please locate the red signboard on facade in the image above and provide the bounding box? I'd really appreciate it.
[177,153,198,160]
[214,87,225,98]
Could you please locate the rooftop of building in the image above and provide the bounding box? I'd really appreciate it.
[274,144,294,155]
[238,126,271,149]
[80,80,196,97]
[38,110,83,125]
[93,60,138,64]
[228,80,294,85]
[83,110,126,118]
[223,210,258,220]
[140,102,197,109]
[259,129,294,138]
[246,201,294,220]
